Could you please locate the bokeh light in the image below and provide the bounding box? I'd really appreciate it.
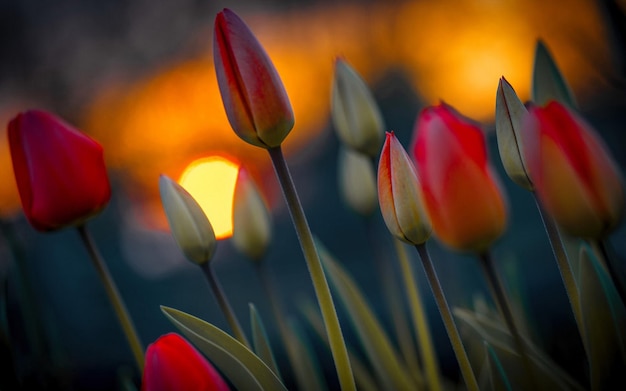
[178,156,240,239]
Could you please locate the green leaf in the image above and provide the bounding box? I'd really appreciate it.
[317,241,416,391]
[161,306,287,391]
[531,40,577,107]
[495,77,532,190]
[300,301,380,391]
[287,318,329,391]
[486,343,513,391]
[454,308,584,390]
[249,303,282,381]
[578,246,626,389]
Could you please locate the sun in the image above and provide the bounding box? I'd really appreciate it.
[179,156,240,239]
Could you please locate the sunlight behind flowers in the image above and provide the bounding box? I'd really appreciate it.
[179,156,240,239]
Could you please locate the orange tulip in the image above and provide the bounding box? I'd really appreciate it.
[142,333,229,391]
[378,131,431,245]
[412,103,507,252]
[213,8,294,148]
[521,101,624,238]
[8,110,111,231]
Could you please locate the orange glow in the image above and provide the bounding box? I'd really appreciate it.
[179,156,240,239]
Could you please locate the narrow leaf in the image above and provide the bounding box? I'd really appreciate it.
[287,318,329,391]
[486,343,513,391]
[579,246,626,389]
[531,40,577,107]
[161,306,287,391]
[250,303,282,381]
[300,301,380,391]
[317,241,416,391]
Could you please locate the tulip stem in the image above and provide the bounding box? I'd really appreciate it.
[478,251,537,389]
[394,239,440,391]
[415,244,479,391]
[591,239,626,306]
[268,145,356,391]
[200,262,251,349]
[365,218,423,388]
[533,196,585,344]
[77,225,144,372]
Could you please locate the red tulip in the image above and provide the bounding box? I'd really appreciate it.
[522,101,624,238]
[412,103,507,252]
[142,333,229,391]
[8,110,111,231]
[214,8,294,149]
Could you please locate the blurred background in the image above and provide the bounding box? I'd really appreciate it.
[1,0,625,389]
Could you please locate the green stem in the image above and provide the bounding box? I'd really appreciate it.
[77,225,144,372]
[591,239,626,306]
[200,262,250,349]
[533,195,585,344]
[394,239,441,391]
[478,251,537,389]
[268,146,356,391]
[415,244,479,391]
[365,218,423,388]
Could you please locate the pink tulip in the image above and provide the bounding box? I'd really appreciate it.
[142,333,230,391]
[412,103,507,252]
[8,110,111,231]
[214,8,294,148]
[522,101,624,238]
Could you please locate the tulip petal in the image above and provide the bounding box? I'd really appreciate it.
[8,110,111,231]
[495,77,532,190]
[214,8,294,148]
[338,147,378,217]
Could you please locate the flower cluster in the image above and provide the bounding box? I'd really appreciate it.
[4,6,625,391]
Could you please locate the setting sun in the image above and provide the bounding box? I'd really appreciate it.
[179,156,240,239]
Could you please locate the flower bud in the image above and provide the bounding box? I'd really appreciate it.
[159,175,216,265]
[338,147,378,217]
[232,167,272,260]
[214,8,294,148]
[331,58,385,157]
[521,101,624,238]
[412,103,507,252]
[495,77,533,190]
[142,333,230,391]
[8,110,111,231]
[378,132,431,245]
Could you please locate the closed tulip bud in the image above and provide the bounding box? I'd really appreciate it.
[378,132,431,245]
[495,77,533,190]
[339,147,378,216]
[142,333,230,391]
[521,101,624,238]
[331,58,385,157]
[232,167,272,260]
[159,175,216,265]
[8,110,111,231]
[412,103,507,252]
[214,8,294,148]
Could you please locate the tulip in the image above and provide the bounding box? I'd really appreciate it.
[331,58,385,157]
[213,8,294,148]
[7,110,111,231]
[159,175,217,265]
[232,167,272,260]
[495,77,532,190]
[412,103,507,252]
[521,101,624,239]
[142,333,229,391]
[378,131,431,245]
[339,147,378,217]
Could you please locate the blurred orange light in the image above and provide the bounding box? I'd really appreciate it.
[179,156,240,239]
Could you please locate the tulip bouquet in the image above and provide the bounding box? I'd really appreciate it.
[3,6,626,391]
